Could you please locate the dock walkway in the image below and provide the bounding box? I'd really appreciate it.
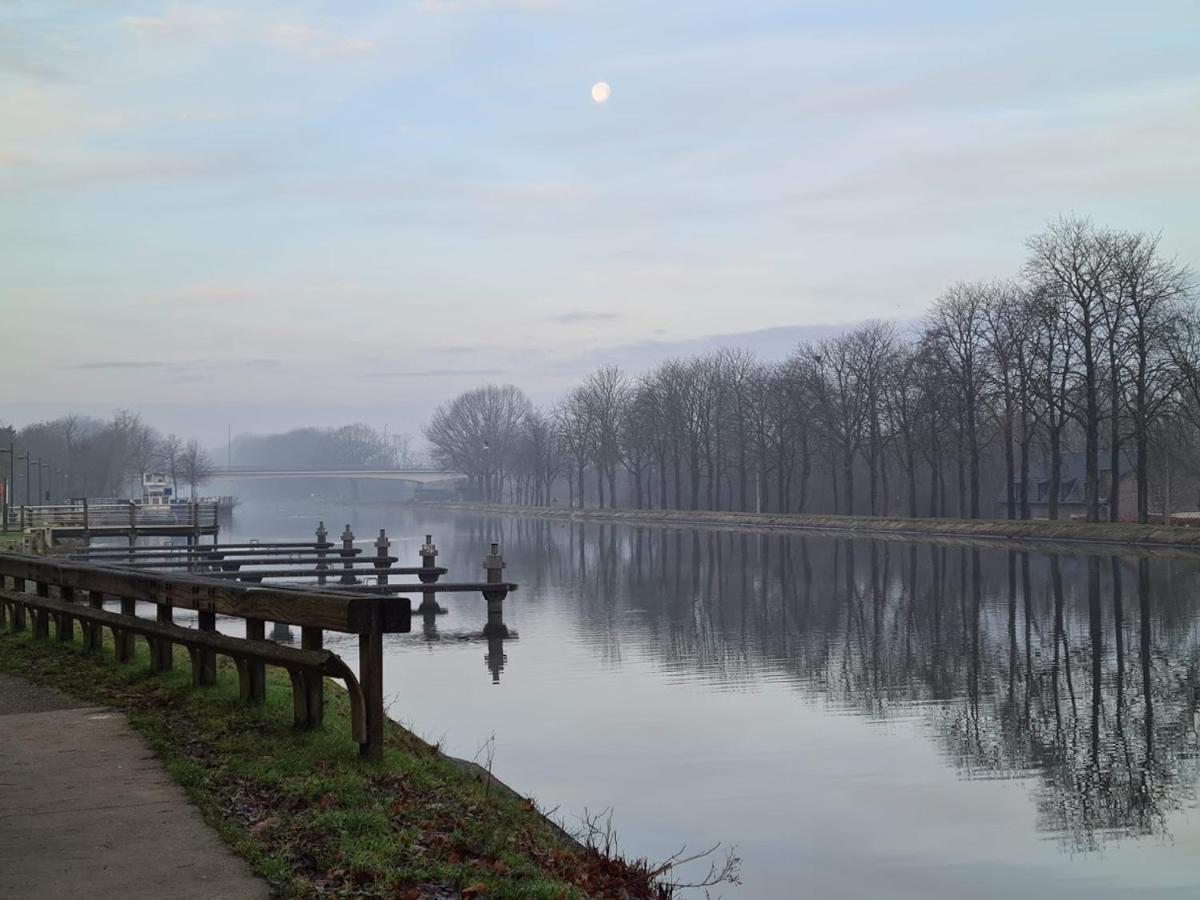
[0,672,268,899]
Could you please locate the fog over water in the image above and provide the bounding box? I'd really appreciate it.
[191,500,1200,898]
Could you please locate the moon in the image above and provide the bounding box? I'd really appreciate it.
[591,81,611,104]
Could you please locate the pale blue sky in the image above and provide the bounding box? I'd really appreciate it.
[3,1,1198,440]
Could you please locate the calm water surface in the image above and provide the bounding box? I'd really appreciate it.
[221,501,1200,899]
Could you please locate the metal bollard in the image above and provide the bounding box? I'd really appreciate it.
[340,524,356,585]
[482,542,508,637]
[316,521,328,585]
[374,528,390,586]
[418,534,442,614]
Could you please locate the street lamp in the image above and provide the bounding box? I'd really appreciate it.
[0,442,12,527]
[31,459,46,506]
[16,452,30,506]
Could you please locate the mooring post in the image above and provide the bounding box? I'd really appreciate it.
[192,500,200,547]
[315,521,328,585]
[340,524,356,585]
[19,505,25,530]
[482,542,508,637]
[82,498,90,544]
[418,534,442,614]
[374,529,391,586]
[128,500,136,548]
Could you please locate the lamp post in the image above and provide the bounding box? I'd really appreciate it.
[0,443,12,527]
[32,459,45,506]
[17,452,30,506]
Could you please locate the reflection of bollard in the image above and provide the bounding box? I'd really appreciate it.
[482,542,508,638]
[374,528,390,586]
[418,534,443,613]
[340,524,356,585]
[316,521,328,585]
[485,632,508,684]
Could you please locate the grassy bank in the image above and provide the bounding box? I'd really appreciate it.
[428,502,1200,551]
[0,626,687,899]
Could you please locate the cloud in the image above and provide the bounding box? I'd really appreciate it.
[362,368,507,378]
[68,358,279,371]
[549,310,623,324]
[70,361,174,370]
[122,5,233,39]
[264,24,374,58]
[420,0,556,13]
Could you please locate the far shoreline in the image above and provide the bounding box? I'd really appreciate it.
[417,502,1200,558]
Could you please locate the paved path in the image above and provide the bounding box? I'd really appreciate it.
[0,673,269,899]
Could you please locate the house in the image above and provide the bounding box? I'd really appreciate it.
[997,450,1137,520]
[142,472,173,506]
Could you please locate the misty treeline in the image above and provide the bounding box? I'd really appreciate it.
[0,411,214,502]
[231,425,417,470]
[425,217,1198,523]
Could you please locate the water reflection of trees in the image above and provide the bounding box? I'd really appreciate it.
[449,516,1200,853]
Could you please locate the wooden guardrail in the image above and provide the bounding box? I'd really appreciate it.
[0,552,412,758]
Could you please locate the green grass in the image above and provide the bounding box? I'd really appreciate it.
[0,530,24,551]
[0,621,663,899]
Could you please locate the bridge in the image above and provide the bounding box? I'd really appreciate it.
[210,467,464,485]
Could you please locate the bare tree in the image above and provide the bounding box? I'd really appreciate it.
[181,439,214,499]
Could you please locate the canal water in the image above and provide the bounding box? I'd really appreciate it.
[223,501,1200,899]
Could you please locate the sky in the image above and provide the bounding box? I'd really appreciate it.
[3,1,1198,444]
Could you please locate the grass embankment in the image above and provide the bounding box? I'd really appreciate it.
[0,530,24,551]
[431,503,1200,550]
[0,626,672,899]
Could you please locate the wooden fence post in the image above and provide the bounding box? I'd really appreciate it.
[244,617,266,702]
[150,601,174,672]
[58,585,75,642]
[85,591,104,652]
[128,501,136,548]
[10,577,26,632]
[195,606,217,686]
[358,601,384,760]
[116,597,136,662]
[301,626,324,727]
[33,581,50,639]
[82,498,90,544]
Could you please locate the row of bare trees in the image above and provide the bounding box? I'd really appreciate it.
[425,217,1197,523]
[0,412,214,503]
